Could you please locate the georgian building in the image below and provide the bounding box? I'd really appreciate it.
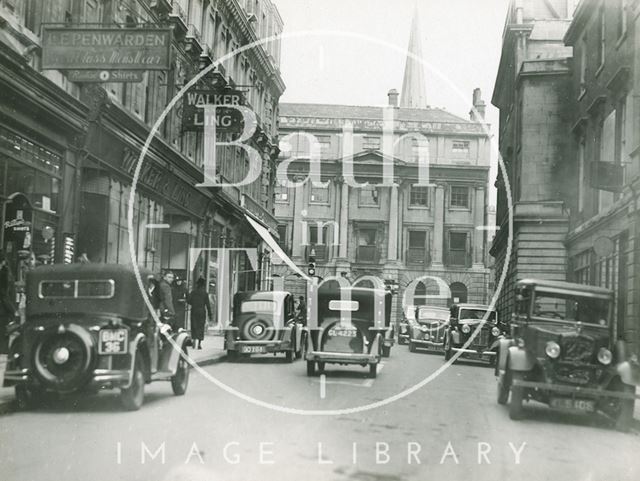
[272,10,493,321]
[563,0,640,351]
[0,0,284,335]
[490,0,576,322]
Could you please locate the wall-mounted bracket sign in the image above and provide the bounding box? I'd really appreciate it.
[41,27,172,70]
[67,70,144,83]
[181,88,246,132]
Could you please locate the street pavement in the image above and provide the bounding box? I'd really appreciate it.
[1,344,640,481]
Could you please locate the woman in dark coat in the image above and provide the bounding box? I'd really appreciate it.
[187,277,212,349]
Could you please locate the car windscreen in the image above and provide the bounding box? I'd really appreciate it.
[417,308,449,321]
[459,309,496,322]
[532,292,609,326]
[240,300,277,315]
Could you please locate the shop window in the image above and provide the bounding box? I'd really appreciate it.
[450,186,469,209]
[409,185,429,207]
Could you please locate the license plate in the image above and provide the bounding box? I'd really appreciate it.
[328,329,358,338]
[550,398,595,412]
[240,345,266,354]
[99,329,128,355]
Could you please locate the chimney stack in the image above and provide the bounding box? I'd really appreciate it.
[470,88,486,121]
[387,89,399,108]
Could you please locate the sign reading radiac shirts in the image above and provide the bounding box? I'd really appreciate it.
[41,27,171,70]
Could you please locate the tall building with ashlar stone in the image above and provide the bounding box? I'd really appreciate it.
[271,7,493,322]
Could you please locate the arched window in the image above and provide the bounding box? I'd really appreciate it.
[449,282,468,305]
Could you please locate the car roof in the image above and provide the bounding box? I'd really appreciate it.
[235,291,291,302]
[416,305,449,311]
[455,303,494,310]
[517,278,612,298]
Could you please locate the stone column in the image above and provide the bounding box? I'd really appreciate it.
[387,184,399,262]
[473,186,486,268]
[432,184,445,266]
[338,179,349,259]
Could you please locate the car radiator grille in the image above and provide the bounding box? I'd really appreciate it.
[469,329,489,347]
[554,363,595,386]
[561,336,595,363]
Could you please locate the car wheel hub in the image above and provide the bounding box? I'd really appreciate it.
[52,347,70,365]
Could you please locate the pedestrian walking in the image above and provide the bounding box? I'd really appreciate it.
[187,277,212,350]
[172,276,187,329]
[0,253,16,354]
[296,295,307,323]
[158,270,176,328]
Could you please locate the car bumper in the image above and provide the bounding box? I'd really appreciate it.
[513,379,640,400]
[451,347,496,359]
[410,338,444,349]
[306,350,380,366]
[226,339,293,353]
[3,368,131,390]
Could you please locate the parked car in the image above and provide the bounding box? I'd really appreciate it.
[496,279,640,430]
[3,264,191,411]
[397,304,416,345]
[443,303,503,364]
[224,291,304,362]
[305,286,392,378]
[408,306,450,353]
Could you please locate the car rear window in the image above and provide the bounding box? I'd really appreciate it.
[240,300,277,314]
[39,280,115,299]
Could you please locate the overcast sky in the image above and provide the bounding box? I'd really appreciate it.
[272,0,512,206]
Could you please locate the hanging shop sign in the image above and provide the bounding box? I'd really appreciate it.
[4,194,33,251]
[66,69,144,83]
[181,88,245,132]
[41,27,172,70]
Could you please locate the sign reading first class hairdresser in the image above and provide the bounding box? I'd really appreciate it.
[41,27,171,70]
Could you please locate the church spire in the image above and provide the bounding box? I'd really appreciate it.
[400,4,428,109]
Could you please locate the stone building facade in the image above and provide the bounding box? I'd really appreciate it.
[0,0,285,339]
[272,92,493,321]
[490,0,576,321]
[491,0,640,354]
[563,0,640,351]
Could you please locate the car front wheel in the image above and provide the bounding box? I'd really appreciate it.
[497,367,511,405]
[121,358,145,411]
[306,361,315,376]
[443,335,452,361]
[369,363,377,379]
[381,345,391,357]
[613,380,635,432]
[509,372,525,420]
[171,350,189,396]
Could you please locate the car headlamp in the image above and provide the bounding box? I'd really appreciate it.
[545,341,561,359]
[461,324,471,334]
[491,326,501,336]
[597,347,612,365]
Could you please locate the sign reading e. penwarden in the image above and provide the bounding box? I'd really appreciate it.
[41,27,171,71]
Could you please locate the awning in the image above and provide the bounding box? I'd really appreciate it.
[244,214,309,281]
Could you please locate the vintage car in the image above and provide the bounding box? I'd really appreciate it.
[3,264,191,411]
[397,304,416,345]
[443,303,503,364]
[408,305,450,353]
[224,291,304,361]
[305,286,392,378]
[496,279,640,430]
